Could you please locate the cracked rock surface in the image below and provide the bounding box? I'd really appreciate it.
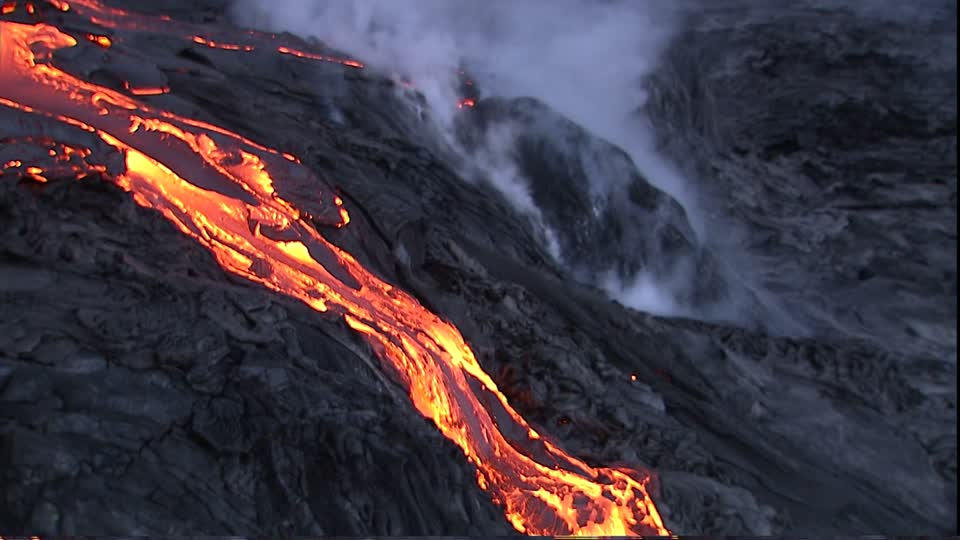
[1,0,956,536]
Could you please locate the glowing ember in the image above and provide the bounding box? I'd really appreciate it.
[0,15,670,536]
[276,45,364,68]
[333,195,350,227]
[128,86,168,95]
[85,32,111,47]
[192,35,255,52]
[1,135,108,179]
[122,81,169,95]
[21,163,48,182]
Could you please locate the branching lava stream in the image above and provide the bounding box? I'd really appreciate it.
[0,11,670,537]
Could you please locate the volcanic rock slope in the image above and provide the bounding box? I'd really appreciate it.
[1,0,956,536]
[648,0,957,359]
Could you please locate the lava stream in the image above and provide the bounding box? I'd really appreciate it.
[0,17,670,537]
[9,0,364,68]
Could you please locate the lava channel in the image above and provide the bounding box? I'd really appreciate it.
[0,14,670,537]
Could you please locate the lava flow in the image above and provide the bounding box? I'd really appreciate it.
[0,13,670,537]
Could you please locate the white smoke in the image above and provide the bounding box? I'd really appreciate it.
[231,0,701,316]
[470,123,564,261]
[602,270,680,318]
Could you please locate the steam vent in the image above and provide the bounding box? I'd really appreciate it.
[1,0,956,536]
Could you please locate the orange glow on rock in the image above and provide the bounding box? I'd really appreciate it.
[333,195,350,227]
[0,17,670,537]
[192,35,255,51]
[24,165,47,182]
[277,45,364,68]
[122,82,169,96]
[85,33,112,47]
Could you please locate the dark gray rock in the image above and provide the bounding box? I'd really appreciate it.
[646,0,957,357]
[454,96,728,307]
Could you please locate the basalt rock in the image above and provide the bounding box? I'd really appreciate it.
[645,0,957,356]
[455,96,727,307]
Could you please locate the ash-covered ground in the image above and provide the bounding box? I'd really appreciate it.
[1,0,956,536]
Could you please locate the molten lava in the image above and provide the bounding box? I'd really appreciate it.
[276,45,363,68]
[0,6,670,536]
[192,35,254,52]
[84,32,110,47]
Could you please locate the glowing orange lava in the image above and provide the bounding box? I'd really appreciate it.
[122,81,169,95]
[0,15,670,536]
[85,32,110,47]
[276,45,363,68]
[192,35,254,52]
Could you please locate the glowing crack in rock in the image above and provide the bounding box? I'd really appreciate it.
[0,9,670,536]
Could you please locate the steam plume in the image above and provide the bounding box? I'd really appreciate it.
[231,0,704,316]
